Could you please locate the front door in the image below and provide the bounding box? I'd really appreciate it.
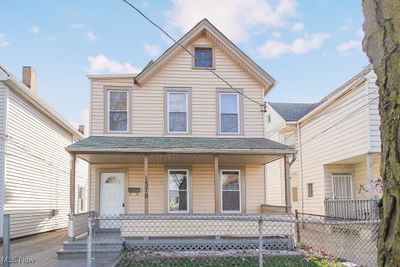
[100,172,125,217]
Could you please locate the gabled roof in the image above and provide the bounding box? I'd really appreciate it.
[134,19,275,92]
[268,64,374,123]
[269,102,318,122]
[0,65,83,139]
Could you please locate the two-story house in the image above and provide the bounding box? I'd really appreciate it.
[0,65,89,239]
[265,65,382,220]
[64,19,295,242]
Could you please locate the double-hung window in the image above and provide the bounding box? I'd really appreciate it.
[332,174,352,200]
[194,47,213,68]
[167,91,188,133]
[108,91,128,132]
[168,169,189,212]
[219,93,240,134]
[221,170,241,212]
[78,185,85,212]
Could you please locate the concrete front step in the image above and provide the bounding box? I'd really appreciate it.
[57,250,120,260]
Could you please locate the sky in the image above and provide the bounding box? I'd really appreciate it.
[0,0,369,129]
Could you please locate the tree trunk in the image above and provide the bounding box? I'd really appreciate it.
[362,1,400,266]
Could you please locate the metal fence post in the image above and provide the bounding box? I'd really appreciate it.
[295,209,300,243]
[3,214,10,267]
[258,216,263,267]
[87,212,93,267]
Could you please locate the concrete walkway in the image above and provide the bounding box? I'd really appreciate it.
[0,229,115,267]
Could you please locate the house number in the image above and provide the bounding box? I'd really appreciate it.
[144,177,149,199]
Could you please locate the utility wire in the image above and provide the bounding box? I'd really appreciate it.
[301,96,379,146]
[120,0,266,110]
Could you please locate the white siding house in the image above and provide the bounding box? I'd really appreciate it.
[0,66,89,238]
[265,65,382,219]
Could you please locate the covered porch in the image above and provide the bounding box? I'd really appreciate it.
[323,153,381,220]
[65,136,295,241]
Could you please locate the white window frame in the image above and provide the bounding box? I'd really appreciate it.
[167,91,189,134]
[108,90,129,133]
[331,174,353,200]
[168,169,189,213]
[219,93,240,134]
[77,185,86,212]
[220,169,241,213]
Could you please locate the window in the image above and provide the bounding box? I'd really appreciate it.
[292,187,298,202]
[221,170,241,212]
[108,91,128,132]
[332,174,352,200]
[78,185,85,212]
[194,47,213,68]
[266,114,271,124]
[307,183,314,198]
[167,92,188,133]
[219,93,240,134]
[168,170,188,212]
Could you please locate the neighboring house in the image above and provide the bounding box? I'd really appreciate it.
[65,19,295,241]
[0,66,89,238]
[265,65,382,219]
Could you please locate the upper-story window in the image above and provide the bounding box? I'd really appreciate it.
[167,91,188,133]
[108,91,128,132]
[219,93,240,134]
[194,47,213,68]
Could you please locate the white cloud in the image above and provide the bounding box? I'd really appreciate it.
[144,43,160,57]
[291,22,304,32]
[0,33,10,47]
[258,33,329,58]
[336,40,360,54]
[69,23,86,29]
[29,26,40,34]
[166,0,298,43]
[85,31,96,41]
[87,54,141,74]
[272,32,282,39]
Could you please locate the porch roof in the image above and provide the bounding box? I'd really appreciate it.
[66,136,295,164]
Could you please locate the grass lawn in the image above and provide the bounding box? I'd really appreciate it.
[117,256,344,266]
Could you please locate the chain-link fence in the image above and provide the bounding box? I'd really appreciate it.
[86,213,380,267]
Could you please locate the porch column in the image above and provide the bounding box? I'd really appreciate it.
[366,153,374,198]
[69,154,76,217]
[68,154,76,242]
[283,155,292,213]
[214,155,220,214]
[144,155,149,214]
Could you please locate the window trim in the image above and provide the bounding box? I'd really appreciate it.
[220,169,242,213]
[77,185,86,213]
[167,91,189,134]
[106,89,130,133]
[331,173,353,200]
[218,92,241,134]
[167,169,189,213]
[307,183,314,198]
[192,46,215,69]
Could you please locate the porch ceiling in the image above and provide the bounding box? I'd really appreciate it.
[67,136,294,164]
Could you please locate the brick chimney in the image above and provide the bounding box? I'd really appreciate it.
[78,125,85,135]
[22,66,36,93]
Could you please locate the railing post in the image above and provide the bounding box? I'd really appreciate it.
[258,216,263,267]
[87,212,93,267]
[3,214,10,267]
[295,209,300,243]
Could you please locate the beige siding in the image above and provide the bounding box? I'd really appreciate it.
[366,71,381,152]
[300,82,370,214]
[0,82,8,233]
[264,104,286,139]
[4,90,76,238]
[245,165,265,213]
[90,35,264,137]
[265,158,285,206]
[91,163,266,215]
[75,158,89,213]
[192,164,215,214]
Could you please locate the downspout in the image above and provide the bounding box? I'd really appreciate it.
[297,122,305,213]
[284,153,297,213]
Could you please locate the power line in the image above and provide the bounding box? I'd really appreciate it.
[120,0,266,110]
[301,96,379,146]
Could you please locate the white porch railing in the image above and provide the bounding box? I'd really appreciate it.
[324,199,380,220]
